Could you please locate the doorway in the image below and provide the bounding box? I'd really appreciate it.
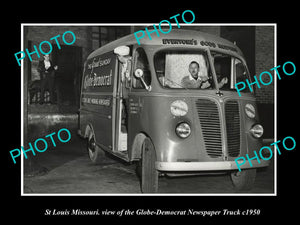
[52,45,82,111]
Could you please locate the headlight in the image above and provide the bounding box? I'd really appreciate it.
[245,103,256,118]
[170,100,188,117]
[175,122,191,138]
[250,124,264,138]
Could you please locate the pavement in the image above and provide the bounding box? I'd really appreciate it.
[23,135,274,194]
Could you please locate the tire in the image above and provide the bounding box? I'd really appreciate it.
[230,169,256,191]
[136,138,159,193]
[87,130,104,164]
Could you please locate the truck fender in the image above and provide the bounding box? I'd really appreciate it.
[130,133,147,161]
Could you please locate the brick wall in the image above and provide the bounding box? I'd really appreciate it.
[24,26,92,80]
[255,26,275,104]
[25,26,92,58]
[182,25,220,36]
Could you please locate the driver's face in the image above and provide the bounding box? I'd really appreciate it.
[189,63,199,79]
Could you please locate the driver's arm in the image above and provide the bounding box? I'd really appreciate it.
[199,76,211,89]
[217,77,228,88]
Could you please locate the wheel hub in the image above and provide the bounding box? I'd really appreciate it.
[88,137,96,152]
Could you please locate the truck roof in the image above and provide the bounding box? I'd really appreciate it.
[87,29,243,59]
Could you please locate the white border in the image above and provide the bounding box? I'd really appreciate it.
[21,25,24,195]
[21,23,277,196]
[274,24,277,196]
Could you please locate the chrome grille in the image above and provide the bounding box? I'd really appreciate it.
[225,100,241,157]
[195,99,222,158]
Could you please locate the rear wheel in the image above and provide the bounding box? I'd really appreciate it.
[230,169,256,191]
[136,138,159,193]
[87,130,104,164]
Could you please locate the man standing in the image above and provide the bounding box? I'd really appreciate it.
[37,54,58,104]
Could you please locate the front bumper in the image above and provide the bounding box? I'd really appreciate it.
[156,159,269,171]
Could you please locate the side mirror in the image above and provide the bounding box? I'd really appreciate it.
[114,46,130,56]
[134,68,143,78]
[134,69,151,91]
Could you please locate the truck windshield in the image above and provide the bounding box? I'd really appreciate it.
[211,51,251,93]
[154,50,215,89]
[154,49,251,93]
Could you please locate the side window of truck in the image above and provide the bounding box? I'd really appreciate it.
[132,47,151,89]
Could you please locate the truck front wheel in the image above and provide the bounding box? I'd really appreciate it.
[136,138,159,193]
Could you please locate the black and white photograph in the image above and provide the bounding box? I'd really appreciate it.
[4,5,298,223]
[21,24,275,195]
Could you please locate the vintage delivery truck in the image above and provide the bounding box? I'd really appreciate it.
[78,29,269,193]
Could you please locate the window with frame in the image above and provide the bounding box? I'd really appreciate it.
[211,51,251,93]
[132,48,151,89]
[154,49,213,89]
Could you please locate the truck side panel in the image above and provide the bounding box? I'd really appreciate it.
[79,51,117,150]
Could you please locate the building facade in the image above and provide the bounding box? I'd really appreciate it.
[24,25,274,106]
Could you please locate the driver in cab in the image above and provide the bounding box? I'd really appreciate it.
[181,61,228,89]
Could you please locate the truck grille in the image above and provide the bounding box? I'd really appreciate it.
[225,100,241,157]
[195,99,222,158]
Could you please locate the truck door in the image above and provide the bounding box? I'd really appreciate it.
[113,54,131,155]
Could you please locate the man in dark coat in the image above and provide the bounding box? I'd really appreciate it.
[37,54,58,104]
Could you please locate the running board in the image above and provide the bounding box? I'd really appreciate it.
[111,151,130,162]
[96,142,129,162]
